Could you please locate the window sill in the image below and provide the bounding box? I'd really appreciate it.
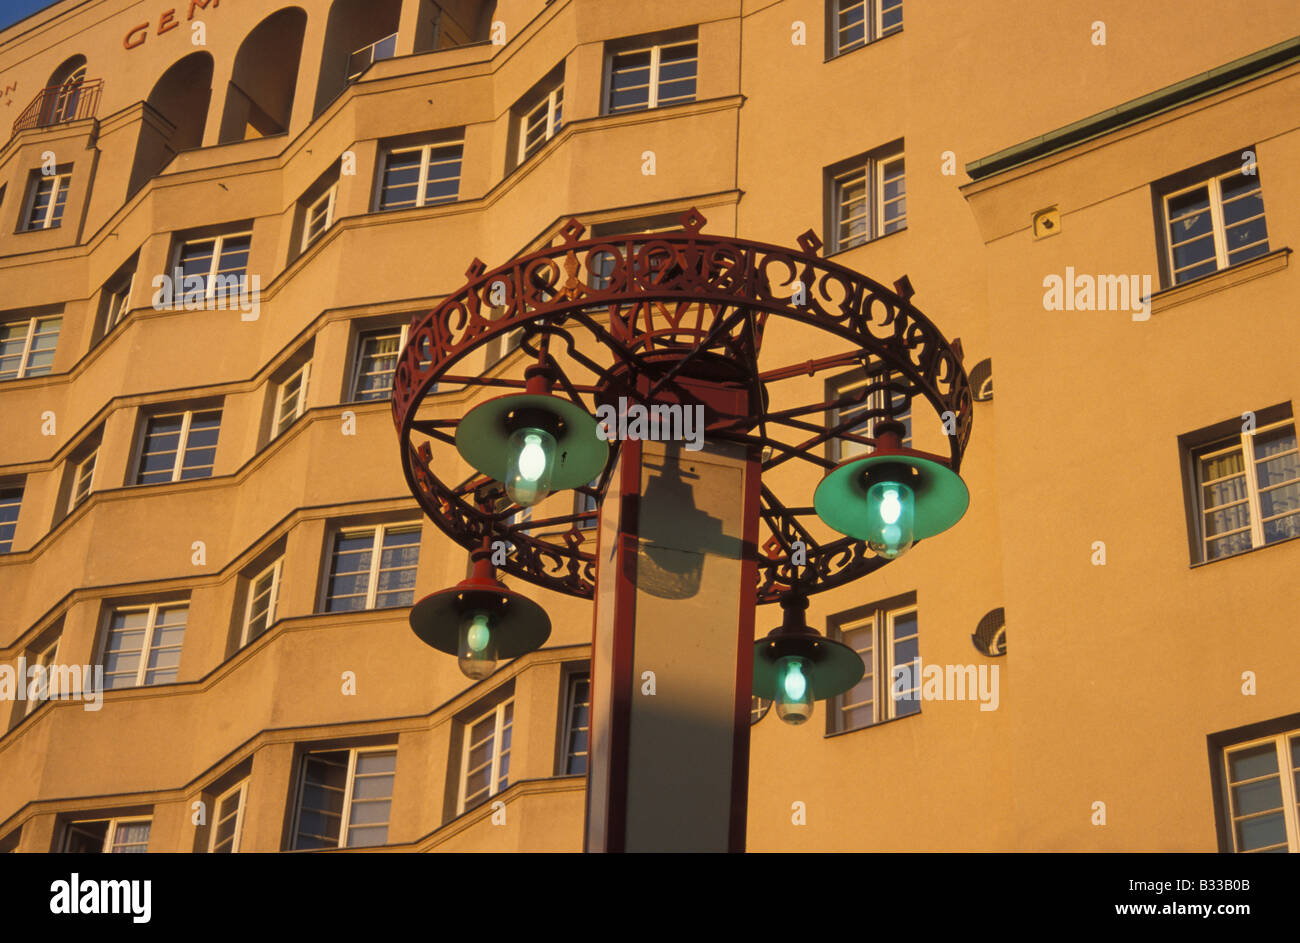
[825,28,903,64]
[1189,530,1300,569]
[823,708,919,738]
[1151,247,1290,315]
[824,224,908,261]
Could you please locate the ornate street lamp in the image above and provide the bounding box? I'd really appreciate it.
[813,419,969,558]
[408,540,551,680]
[752,590,864,725]
[455,362,609,508]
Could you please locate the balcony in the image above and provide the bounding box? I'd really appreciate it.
[11,79,103,135]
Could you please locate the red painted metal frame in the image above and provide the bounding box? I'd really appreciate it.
[391,208,972,605]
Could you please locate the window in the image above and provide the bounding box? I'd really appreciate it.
[274,362,311,437]
[63,817,151,853]
[606,39,697,114]
[209,782,248,853]
[103,267,134,333]
[0,485,22,553]
[22,170,71,230]
[376,142,463,211]
[830,147,905,251]
[324,523,420,612]
[560,672,590,775]
[242,559,283,645]
[828,366,912,462]
[575,479,599,530]
[352,327,404,401]
[831,0,903,56]
[459,699,513,814]
[67,447,97,513]
[1220,731,1300,852]
[827,599,918,734]
[100,601,188,689]
[1,315,61,380]
[301,185,337,251]
[585,215,680,293]
[173,232,252,303]
[292,748,396,849]
[25,634,60,717]
[1189,414,1299,562]
[135,408,222,484]
[346,32,397,82]
[1162,166,1269,286]
[518,80,564,163]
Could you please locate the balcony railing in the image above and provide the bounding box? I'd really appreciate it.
[12,78,103,135]
[346,33,398,82]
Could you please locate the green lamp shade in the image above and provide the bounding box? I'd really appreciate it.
[813,452,969,543]
[456,393,609,492]
[410,586,551,661]
[753,633,864,702]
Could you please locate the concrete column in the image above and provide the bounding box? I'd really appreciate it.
[585,434,760,852]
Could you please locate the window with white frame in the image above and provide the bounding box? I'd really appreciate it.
[352,327,403,401]
[101,601,188,689]
[242,558,283,645]
[346,32,397,82]
[831,0,903,56]
[575,478,599,530]
[1162,165,1269,286]
[103,266,135,333]
[459,698,513,814]
[173,232,252,304]
[518,79,564,163]
[292,747,396,849]
[1188,413,1299,563]
[1220,729,1300,852]
[605,39,698,114]
[301,184,338,251]
[1,315,61,380]
[67,447,97,513]
[828,365,912,462]
[209,781,248,853]
[376,141,463,211]
[135,408,222,484]
[0,484,23,553]
[274,362,311,438]
[63,817,151,853]
[323,523,420,612]
[560,672,590,775]
[828,600,919,734]
[22,169,71,230]
[831,147,905,252]
[25,634,60,717]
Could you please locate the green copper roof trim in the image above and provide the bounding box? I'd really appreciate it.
[966,36,1300,180]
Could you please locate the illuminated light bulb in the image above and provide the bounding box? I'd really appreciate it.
[457,610,499,679]
[505,425,557,506]
[774,655,814,725]
[866,479,915,559]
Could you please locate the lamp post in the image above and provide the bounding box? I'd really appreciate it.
[392,209,973,852]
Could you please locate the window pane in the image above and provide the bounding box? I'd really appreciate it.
[0,487,22,553]
[379,151,422,209]
[1229,743,1279,782]
[608,51,652,112]
[109,821,150,853]
[423,145,463,205]
[1235,812,1287,852]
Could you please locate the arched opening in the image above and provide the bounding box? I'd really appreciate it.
[148,52,214,152]
[218,8,307,144]
[312,0,402,117]
[43,54,87,124]
[130,52,214,194]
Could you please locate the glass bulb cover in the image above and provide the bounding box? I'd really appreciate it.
[505,426,557,507]
[773,654,814,725]
[865,479,915,559]
[457,610,499,680]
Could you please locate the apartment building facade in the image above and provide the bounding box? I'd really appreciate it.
[0,0,1296,853]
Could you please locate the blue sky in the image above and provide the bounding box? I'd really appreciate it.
[0,0,59,32]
